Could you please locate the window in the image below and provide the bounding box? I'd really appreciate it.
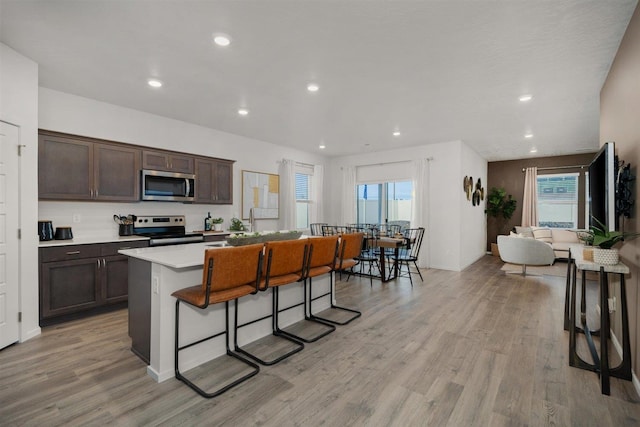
[537,173,579,228]
[295,172,311,229]
[357,181,412,225]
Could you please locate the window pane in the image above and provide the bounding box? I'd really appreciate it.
[296,202,309,229]
[387,181,412,222]
[357,183,382,224]
[537,173,578,228]
[295,172,311,229]
[357,181,412,225]
[295,173,309,200]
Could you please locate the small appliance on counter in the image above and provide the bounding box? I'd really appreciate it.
[38,220,54,241]
[54,226,73,240]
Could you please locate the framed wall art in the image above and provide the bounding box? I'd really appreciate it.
[242,170,280,219]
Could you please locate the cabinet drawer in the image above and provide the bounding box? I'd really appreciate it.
[40,245,101,262]
[100,240,148,256]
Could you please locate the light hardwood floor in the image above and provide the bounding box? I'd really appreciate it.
[2,255,639,426]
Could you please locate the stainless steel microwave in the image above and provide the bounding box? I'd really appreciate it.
[141,169,195,202]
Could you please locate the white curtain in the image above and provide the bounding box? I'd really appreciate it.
[311,164,324,223]
[279,159,296,230]
[340,166,357,225]
[521,166,538,227]
[411,158,430,268]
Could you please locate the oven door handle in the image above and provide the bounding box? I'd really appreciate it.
[185,178,190,197]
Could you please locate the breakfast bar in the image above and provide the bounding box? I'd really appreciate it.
[119,241,332,382]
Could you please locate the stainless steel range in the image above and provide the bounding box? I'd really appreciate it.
[133,215,203,246]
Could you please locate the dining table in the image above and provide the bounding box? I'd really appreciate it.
[373,236,406,282]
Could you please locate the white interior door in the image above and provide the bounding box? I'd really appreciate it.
[0,121,20,349]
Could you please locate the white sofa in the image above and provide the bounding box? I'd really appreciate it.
[514,226,580,259]
[497,235,556,275]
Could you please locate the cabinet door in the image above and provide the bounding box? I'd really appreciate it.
[213,160,233,204]
[195,159,214,203]
[94,143,141,201]
[40,258,100,319]
[142,150,171,171]
[102,255,129,304]
[168,154,194,174]
[38,134,93,200]
[143,150,194,174]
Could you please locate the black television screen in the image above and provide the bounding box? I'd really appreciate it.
[588,142,617,232]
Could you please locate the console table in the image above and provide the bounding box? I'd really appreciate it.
[564,244,631,395]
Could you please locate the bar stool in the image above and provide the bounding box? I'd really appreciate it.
[234,238,308,365]
[309,232,362,325]
[279,235,338,343]
[171,243,264,398]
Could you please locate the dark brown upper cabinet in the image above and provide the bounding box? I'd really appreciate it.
[142,150,194,174]
[38,131,141,202]
[195,158,233,204]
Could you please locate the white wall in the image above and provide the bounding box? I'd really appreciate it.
[38,88,329,236]
[460,143,488,270]
[327,140,487,272]
[0,43,41,341]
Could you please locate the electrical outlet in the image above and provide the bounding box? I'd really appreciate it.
[608,296,617,312]
[72,214,82,223]
[152,277,159,294]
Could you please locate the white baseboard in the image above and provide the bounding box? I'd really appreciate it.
[610,328,640,398]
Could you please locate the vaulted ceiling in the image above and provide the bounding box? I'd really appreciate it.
[1,0,637,160]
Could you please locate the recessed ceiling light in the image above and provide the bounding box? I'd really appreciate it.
[238,108,249,116]
[319,144,326,149]
[213,34,231,47]
[524,133,534,138]
[307,83,319,92]
[393,131,401,137]
[530,147,538,153]
[147,79,163,88]
[519,94,533,102]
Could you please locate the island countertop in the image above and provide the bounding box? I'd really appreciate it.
[118,241,227,269]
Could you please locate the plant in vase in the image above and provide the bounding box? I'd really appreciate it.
[229,217,246,232]
[211,217,224,231]
[588,217,640,265]
[485,187,517,256]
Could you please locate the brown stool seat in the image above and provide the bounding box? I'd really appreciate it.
[172,284,258,307]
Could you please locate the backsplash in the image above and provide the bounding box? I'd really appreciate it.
[38,201,244,239]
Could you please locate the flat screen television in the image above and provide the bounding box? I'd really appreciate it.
[588,142,617,232]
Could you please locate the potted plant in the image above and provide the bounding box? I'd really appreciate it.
[229,217,246,232]
[588,217,640,265]
[485,187,517,256]
[211,217,224,231]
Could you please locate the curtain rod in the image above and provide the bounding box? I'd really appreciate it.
[521,164,588,172]
[277,160,316,168]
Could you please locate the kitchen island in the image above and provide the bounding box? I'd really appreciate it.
[119,241,332,382]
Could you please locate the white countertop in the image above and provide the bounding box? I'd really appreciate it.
[119,241,228,269]
[39,235,150,247]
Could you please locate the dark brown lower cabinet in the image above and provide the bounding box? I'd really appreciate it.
[39,241,148,325]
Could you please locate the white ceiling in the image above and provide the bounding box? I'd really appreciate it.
[1,0,637,161]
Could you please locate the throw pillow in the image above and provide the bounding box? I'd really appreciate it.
[532,227,553,243]
[514,226,534,238]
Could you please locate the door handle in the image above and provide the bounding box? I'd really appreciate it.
[185,178,190,197]
[66,251,81,255]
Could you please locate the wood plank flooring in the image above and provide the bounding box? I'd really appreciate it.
[2,255,639,426]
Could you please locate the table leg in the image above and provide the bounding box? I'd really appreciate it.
[600,267,610,395]
[379,247,388,282]
[610,273,632,381]
[564,255,573,331]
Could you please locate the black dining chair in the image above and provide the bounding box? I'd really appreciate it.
[310,223,328,236]
[391,227,425,286]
